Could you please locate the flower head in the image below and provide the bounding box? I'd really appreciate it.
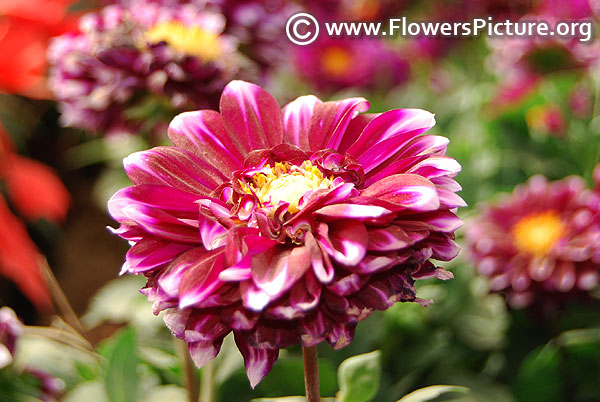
[488,14,599,106]
[0,0,78,97]
[466,175,600,308]
[108,80,464,386]
[294,37,410,91]
[0,307,23,369]
[48,2,247,135]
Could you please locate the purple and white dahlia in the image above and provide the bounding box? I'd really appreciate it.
[108,80,464,386]
[48,2,247,135]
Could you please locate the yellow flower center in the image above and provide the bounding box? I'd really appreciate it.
[321,46,353,76]
[511,211,565,256]
[145,21,222,61]
[242,161,333,213]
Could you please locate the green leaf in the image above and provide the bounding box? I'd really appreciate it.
[145,385,188,402]
[513,344,563,402]
[105,328,138,402]
[336,350,381,402]
[82,276,160,336]
[396,385,469,402]
[64,381,109,402]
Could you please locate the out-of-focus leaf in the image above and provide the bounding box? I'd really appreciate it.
[138,346,178,370]
[214,333,244,385]
[14,332,97,382]
[145,385,188,402]
[336,350,381,402]
[558,328,600,347]
[513,344,563,402]
[105,327,138,402]
[82,276,161,337]
[63,381,109,402]
[397,385,469,402]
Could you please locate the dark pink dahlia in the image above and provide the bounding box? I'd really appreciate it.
[48,2,247,136]
[108,80,464,386]
[466,175,600,309]
[293,37,410,92]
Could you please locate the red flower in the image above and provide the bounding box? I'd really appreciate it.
[0,0,78,97]
[0,125,70,308]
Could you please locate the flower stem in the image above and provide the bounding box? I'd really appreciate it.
[302,345,320,402]
[177,340,199,402]
[200,359,215,402]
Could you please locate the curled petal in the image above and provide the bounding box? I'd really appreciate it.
[251,246,311,299]
[123,239,192,274]
[367,226,412,251]
[168,110,244,174]
[347,108,436,159]
[199,212,228,250]
[308,98,369,151]
[124,147,225,195]
[361,174,439,211]
[318,221,368,266]
[234,332,279,388]
[188,339,224,368]
[108,184,200,222]
[178,250,226,308]
[314,204,393,221]
[220,80,283,153]
[282,94,321,148]
[115,203,201,243]
[305,231,334,283]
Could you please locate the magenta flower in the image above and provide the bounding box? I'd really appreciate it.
[466,175,600,309]
[108,80,464,386]
[488,14,599,106]
[293,37,409,92]
[48,2,245,135]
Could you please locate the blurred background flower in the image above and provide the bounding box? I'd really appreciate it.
[0,0,79,98]
[466,175,600,309]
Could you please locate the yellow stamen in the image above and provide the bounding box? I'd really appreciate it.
[511,211,565,256]
[145,21,222,61]
[321,46,353,76]
[243,161,332,213]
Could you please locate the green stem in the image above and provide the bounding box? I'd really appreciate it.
[200,359,215,402]
[302,345,321,402]
[177,340,199,402]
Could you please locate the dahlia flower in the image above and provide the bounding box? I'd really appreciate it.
[488,15,599,106]
[294,37,409,92]
[208,0,299,69]
[0,307,22,369]
[48,1,246,135]
[466,175,600,308]
[0,307,64,401]
[108,80,463,386]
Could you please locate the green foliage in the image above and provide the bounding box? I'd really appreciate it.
[336,350,381,402]
[104,327,139,402]
[397,385,469,402]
